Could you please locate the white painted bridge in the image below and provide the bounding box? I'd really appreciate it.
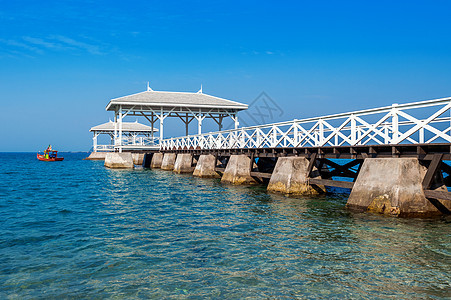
[161,97,451,150]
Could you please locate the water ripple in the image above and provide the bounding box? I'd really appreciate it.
[0,153,450,299]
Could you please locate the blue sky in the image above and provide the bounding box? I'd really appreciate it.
[1,0,451,151]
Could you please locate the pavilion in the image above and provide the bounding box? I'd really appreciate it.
[89,120,158,152]
[105,85,248,152]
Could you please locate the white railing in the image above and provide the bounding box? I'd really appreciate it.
[121,136,159,147]
[161,97,451,150]
[97,137,159,152]
[95,145,115,152]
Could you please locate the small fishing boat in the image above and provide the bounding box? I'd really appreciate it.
[37,145,64,161]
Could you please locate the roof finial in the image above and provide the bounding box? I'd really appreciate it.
[197,84,203,94]
[147,82,153,92]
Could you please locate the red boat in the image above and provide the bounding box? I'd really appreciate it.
[37,146,64,161]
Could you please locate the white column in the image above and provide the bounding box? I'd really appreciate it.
[114,111,118,146]
[160,109,164,140]
[93,132,98,152]
[150,114,155,143]
[234,113,239,129]
[198,113,203,135]
[118,106,123,153]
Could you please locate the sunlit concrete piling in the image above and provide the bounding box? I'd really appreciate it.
[193,154,220,178]
[85,152,108,160]
[347,158,451,217]
[267,157,326,195]
[150,153,163,168]
[173,154,194,173]
[122,150,451,217]
[132,153,145,165]
[221,155,257,185]
[161,153,176,170]
[104,152,134,169]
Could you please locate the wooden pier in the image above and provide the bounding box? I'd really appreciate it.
[94,90,451,217]
[156,143,451,215]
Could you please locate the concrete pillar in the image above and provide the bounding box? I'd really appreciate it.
[150,153,164,168]
[173,154,194,173]
[104,152,134,169]
[347,158,450,217]
[267,157,326,195]
[142,153,153,168]
[221,155,257,185]
[85,152,107,160]
[193,154,220,178]
[161,153,177,170]
[132,153,145,165]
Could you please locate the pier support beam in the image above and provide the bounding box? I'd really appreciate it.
[193,154,220,178]
[104,152,134,169]
[347,158,450,217]
[221,155,257,185]
[267,157,326,195]
[161,153,177,170]
[173,154,194,173]
[150,153,164,168]
[142,153,153,168]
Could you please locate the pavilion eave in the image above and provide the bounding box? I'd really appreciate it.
[106,101,248,112]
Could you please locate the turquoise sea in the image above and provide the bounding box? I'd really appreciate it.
[0,152,450,299]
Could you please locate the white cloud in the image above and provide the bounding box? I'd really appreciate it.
[0,38,43,54]
[48,35,103,55]
[0,35,105,58]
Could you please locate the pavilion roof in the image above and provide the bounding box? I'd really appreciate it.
[105,90,248,112]
[90,120,158,132]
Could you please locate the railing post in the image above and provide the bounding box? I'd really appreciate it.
[201,134,206,149]
[449,99,451,140]
[419,128,424,144]
[357,127,362,145]
[392,103,399,144]
[384,123,389,144]
[272,125,277,147]
[293,120,298,147]
[351,114,356,145]
[319,119,324,146]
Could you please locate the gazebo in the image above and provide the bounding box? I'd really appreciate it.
[105,86,248,152]
[90,120,158,152]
